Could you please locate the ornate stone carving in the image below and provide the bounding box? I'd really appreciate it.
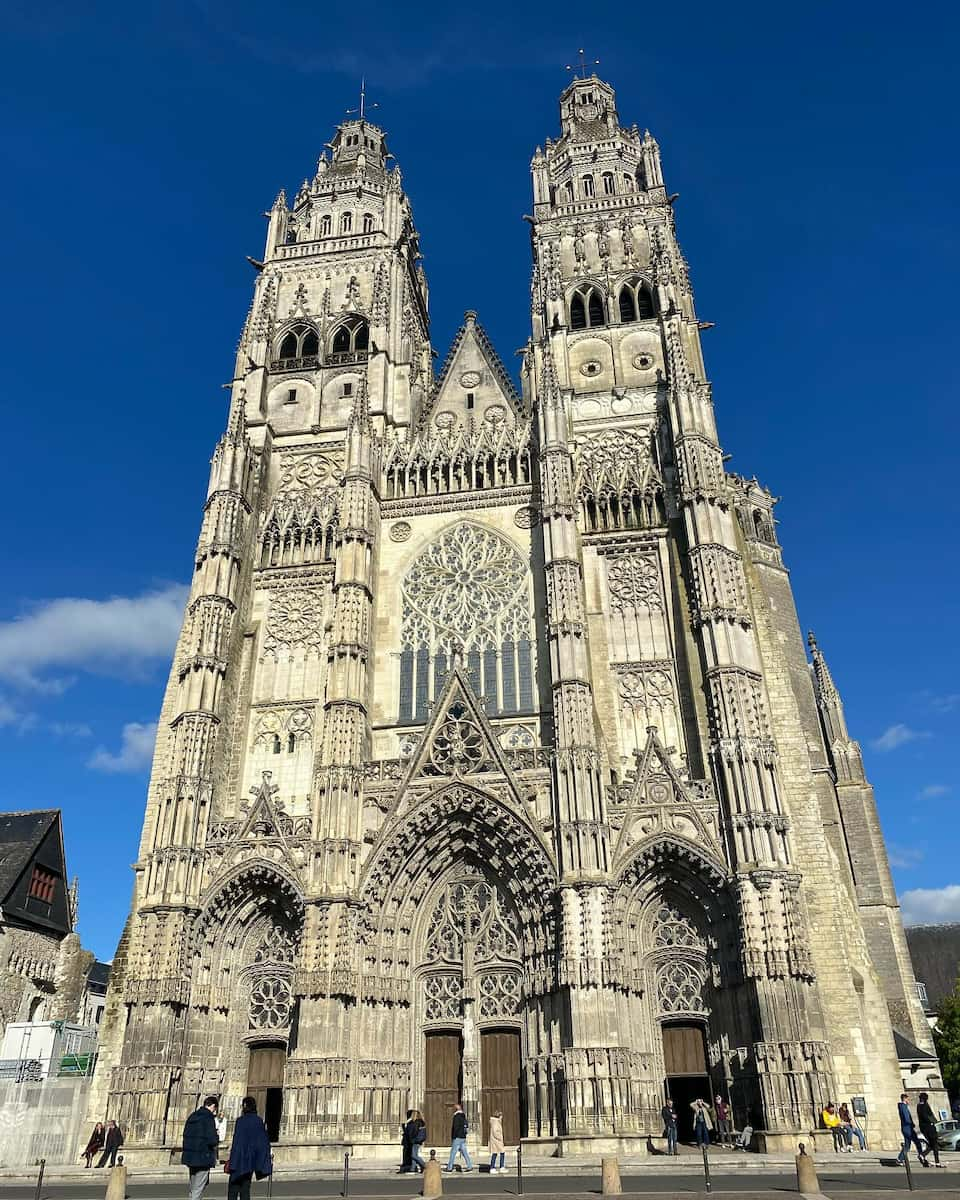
[264,589,325,654]
[513,505,539,529]
[607,555,663,611]
[389,521,412,543]
[657,959,706,1015]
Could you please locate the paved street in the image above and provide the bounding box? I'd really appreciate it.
[1,1171,958,1199]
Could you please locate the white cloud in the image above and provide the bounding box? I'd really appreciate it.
[889,844,925,869]
[900,885,960,926]
[0,697,37,734]
[919,784,950,799]
[49,721,92,738]
[0,584,188,689]
[870,723,931,752]
[87,722,158,774]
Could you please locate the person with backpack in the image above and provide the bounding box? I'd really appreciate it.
[408,1110,427,1173]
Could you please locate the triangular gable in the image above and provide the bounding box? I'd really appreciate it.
[421,312,524,429]
[0,809,60,909]
[612,728,721,869]
[237,772,296,867]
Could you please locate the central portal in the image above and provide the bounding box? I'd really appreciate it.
[662,1021,710,1143]
[247,1042,286,1141]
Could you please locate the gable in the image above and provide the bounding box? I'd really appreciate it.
[0,810,71,937]
[425,312,523,430]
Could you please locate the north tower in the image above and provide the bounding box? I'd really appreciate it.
[89,77,937,1161]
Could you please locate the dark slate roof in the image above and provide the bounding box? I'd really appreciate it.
[87,961,111,989]
[894,1030,938,1063]
[0,810,59,905]
[906,923,960,1009]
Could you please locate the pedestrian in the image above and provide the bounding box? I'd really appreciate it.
[838,1102,865,1150]
[488,1109,506,1174]
[225,1096,273,1200]
[409,1110,427,1173]
[896,1093,929,1167]
[443,1103,473,1172]
[713,1094,730,1147]
[82,1122,105,1168]
[182,1095,221,1200]
[690,1098,712,1149]
[661,1098,678,1156]
[399,1108,414,1173]
[821,1102,845,1152]
[916,1092,944,1168]
[96,1120,124,1168]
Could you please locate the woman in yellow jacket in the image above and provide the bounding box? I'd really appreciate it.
[822,1102,845,1152]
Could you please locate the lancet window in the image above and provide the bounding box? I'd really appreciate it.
[273,323,320,370]
[329,315,369,362]
[398,523,536,723]
[618,278,656,323]
[569,284,606,330]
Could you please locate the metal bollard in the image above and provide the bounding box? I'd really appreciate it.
[902,1151,915,1192]
[701,1144,712,1193]
[343,1150,350,1198]
[33,1159,45,1200]
[517,1144,523,1195]
[267,1152,274,1200]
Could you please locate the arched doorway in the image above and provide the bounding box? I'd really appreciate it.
[662,1020,710,1142]
[247,1041,286,1142]
[417,865,524,1144]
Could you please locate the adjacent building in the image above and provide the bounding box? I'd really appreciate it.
[89,75,936,1159]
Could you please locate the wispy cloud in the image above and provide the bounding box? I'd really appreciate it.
[919,784,950,800]
[900,884,960,926]
[0,584,188,690]
[0,697,37,734]
[889,844,924,869]
[87,722,158,774]
[870,723,931,752]
[49,721,92,739]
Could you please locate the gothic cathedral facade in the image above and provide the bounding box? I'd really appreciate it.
[91,77,933,1158]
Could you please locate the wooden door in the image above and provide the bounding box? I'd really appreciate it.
[663,1023,707,1076]
[423,1032,462,1150]
[480,1029,522,1145]
[247,1044,286,1140]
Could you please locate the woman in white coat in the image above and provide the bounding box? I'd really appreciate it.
[488,1111,506,1174]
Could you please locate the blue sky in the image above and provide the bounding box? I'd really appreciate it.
[1,1,957,960]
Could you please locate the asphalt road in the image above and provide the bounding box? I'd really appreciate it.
[0,1172,956,1199]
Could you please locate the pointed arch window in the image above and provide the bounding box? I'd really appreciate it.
[329,315,369,362]
[618,278,656,323]
[362,212,375,234]
[273,322,321,369]
[569,283,606,330]
[398,523,536,723]
[340,211,353,234]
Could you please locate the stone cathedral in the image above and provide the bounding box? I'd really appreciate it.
[91,76,935,1160]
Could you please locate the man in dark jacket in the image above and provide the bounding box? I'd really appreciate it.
[182,1096,220,1200]
[444,1103,473,1172]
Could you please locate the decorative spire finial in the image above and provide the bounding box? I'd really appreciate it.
[346,77,379,121]
[565,49,600,79]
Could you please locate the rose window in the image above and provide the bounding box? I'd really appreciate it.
[249,975,292,1029]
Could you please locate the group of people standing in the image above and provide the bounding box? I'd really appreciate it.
[83,1096,273,1200]
[661,1094,742,1153]
[398,1104,507,1175]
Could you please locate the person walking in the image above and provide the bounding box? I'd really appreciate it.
[225,1096,273,1200]
[82,1122,105,1167]
[488,1110,506,1174]
[409,1110,427,1173]
[838,1102,865,1150]
[691,1098,712,1149]
[443,1103,473,1172]
[821,1102,845,1152]
[661,1098,678,1156]
[399,1108,414,1173]
[917,1092,944,1168]
[713,1094,730,1147]
[896,1094,930,1167]
[182,1095,221,1200]
[95,1120,124,1168]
